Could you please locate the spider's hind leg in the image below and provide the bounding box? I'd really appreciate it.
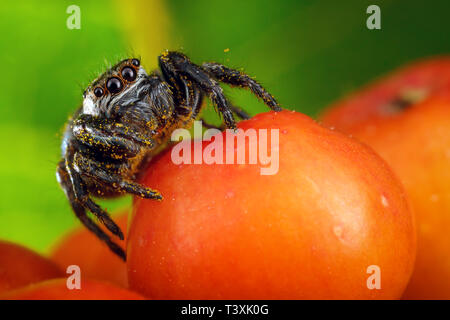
[56,160,126,261]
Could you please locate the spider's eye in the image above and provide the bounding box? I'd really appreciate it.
[94,87,104,97]
[121,67,137,82]
[106,77,123,94]
[131,59,140,67]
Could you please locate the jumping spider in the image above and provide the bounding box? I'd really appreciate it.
[57,51,281,260]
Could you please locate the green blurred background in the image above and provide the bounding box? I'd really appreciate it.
[0,0,449,254]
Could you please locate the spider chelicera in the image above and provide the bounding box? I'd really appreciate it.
[57,51,281,260]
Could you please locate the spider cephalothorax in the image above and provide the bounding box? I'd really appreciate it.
[57,51,281,260]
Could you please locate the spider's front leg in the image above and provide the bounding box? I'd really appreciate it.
[229,105,251,120]
[201,62,282,112]
[72,115,163,200]
[73,114,155,154]
[200,103,251,130]
[73,153,162,200]
[159,51,237,129]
